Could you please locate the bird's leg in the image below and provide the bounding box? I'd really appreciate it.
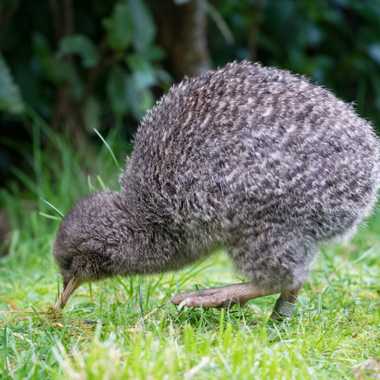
[269,287,301,321]
[171,282,279,308]
[172,282,303,319]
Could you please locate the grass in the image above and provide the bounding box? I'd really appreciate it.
[0,128,379,380]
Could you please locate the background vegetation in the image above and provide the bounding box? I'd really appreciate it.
[2,0,380,184]
[0,1,380,379]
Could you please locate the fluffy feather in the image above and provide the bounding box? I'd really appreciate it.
[55,61,380,293]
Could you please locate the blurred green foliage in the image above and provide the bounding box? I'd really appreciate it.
[0,54,24,115]
[1,0,380,135]
[0,0,168,130]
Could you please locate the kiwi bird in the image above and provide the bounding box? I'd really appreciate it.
[54,61,380,319]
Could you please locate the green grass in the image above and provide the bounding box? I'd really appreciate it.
[0,129,379,380]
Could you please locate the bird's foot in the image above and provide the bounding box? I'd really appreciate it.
[171,283,264,308]
[172,283,302,320]
[270,300,296,321]
[269,288,300,321]
[172,288,239,308]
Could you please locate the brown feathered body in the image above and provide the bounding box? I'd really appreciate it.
[55,61,380,293]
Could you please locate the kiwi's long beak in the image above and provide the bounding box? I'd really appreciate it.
[55,277,81,310]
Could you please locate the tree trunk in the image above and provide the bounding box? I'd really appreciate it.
[248,0,265,61]
[0,209,10,257]
[149,0,210,80]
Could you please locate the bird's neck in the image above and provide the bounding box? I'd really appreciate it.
[112,192,182,276]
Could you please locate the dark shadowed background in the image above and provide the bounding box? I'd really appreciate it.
[1,0,380,250]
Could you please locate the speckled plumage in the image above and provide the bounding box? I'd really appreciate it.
[54,61,380,313]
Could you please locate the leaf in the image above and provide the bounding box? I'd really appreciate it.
[107,65,129,117]
[127,54,156,88]
[33,34,69,84]
[83,97,101,132]
[58,35,99,68]
[144,46,165,61]
[368,43,380,65]
[128,0,156,53]
[0,54,24,115]
[107,64,153,120]
[125,74,154,119]
[103,2,133,51]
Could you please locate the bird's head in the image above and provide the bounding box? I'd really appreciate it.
[53,191,124,310]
